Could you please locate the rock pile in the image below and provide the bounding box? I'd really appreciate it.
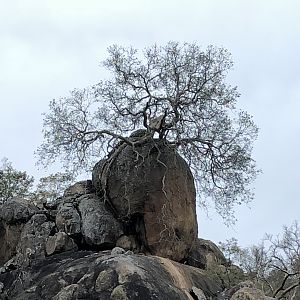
[0,141,273,299]
[0,182,123,270]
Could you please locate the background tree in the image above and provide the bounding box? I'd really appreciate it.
[0,158,73,205]
[33,172,74,204]
[0,158,34,204]
[37,41,259,222]
[265,222,300,299]
[220,222,300,299]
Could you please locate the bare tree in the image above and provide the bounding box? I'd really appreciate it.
[266,222,300,299]
[220,222,300,299]
[37,42,259,222]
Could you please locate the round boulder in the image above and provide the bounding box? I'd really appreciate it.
[95,139,198,262]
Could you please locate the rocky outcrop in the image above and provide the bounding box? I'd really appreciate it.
[93,139,198,262]
[0,195,273,299]
[0,143,273,299]
[0,184,123,270]
[0,250,222,299]
[0,249,274,300]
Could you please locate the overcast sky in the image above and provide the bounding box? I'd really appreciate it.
[1,0,300,247]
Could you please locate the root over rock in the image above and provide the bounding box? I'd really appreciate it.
[93,139,198,262]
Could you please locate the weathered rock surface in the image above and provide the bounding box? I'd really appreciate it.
[0,140,273,300]
[94,139,198,262]
[55,202,81,235]
[0,251,222,300]
[0,198,39,224]
[218,280,275,300]
[0,195,273,300]
[0,223,23,266]
[92,159,105,195]
[0,199,50,267]
[11,214,55,267]
[78,195,123,248]
[46,232,78,255]
[186,238,227,269]
[0,189,125,268]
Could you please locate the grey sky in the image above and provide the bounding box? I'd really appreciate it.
[1,0,300,247]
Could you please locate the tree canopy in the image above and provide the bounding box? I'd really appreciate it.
[37,41,259,222]
[33,172,74,204]
[0,158,34,204]
[0,158,73,205]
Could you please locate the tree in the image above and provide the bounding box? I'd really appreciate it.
[37,41,259,222]
[0,158,34,204]
[265,222,300,299]
[33,172,74,204]
[220,222,300,299]
[0,158,74,205]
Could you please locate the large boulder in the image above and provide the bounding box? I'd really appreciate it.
[0,251,222,299]
[93,139,198,262]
